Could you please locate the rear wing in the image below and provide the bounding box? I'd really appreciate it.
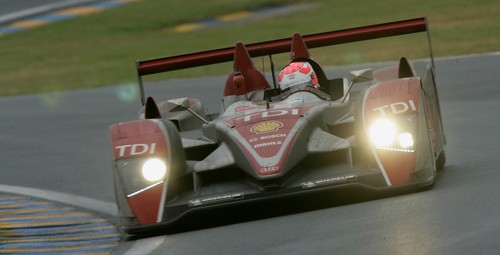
[136,17,434,105]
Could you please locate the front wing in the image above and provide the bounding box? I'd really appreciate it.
[120,161,434,234]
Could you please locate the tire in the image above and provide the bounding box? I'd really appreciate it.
[436,151,446,171]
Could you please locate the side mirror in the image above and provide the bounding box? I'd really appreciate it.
[341,68,373,103]
[167,97,208,124]
[167,97,190,111]
[349,68,373,83]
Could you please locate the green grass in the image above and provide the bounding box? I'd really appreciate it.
[0,0,498,96]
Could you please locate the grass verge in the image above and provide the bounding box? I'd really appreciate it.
[0,0,498,96]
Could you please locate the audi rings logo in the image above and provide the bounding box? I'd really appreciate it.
[260,166,279,173]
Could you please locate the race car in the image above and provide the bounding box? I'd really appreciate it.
[109,17,446,234]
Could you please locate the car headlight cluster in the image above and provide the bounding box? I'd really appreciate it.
[117,157,168,198]
[142,158,167,182]
[368,118,415,152]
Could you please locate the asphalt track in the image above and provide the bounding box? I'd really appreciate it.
[0,53,499,254]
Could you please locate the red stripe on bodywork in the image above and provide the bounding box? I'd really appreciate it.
[237,118,297,158]
[365,78,420,118]
[228,107,305,176]
[126,183,163,225]
[110,120,169,224]
[110,120,168,160]
[376,149,417,185]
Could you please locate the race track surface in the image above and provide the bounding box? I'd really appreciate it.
[1,53,499,254]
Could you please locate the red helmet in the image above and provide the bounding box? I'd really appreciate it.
[278,62,319,91]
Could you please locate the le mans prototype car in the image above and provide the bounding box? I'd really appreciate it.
[109,17,446,234]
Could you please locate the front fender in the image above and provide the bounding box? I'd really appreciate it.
[362,78,423,187]
[109,119,185,226]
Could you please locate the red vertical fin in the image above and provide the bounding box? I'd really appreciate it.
[223,42,270,96]
[291,33,311,61]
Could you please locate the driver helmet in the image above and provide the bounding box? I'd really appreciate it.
[278,62,319,92]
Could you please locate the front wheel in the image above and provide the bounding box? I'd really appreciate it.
[436,151,446,171]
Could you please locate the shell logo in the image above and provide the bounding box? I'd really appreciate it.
[251,121,284,134]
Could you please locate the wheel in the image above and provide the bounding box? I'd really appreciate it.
[436,151,446,171]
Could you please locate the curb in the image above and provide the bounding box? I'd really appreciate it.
[0,192,121,254]
[0,0,138,36]
[0,0,103,25]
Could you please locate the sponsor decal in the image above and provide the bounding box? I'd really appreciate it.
[248,134,286,144]
[115,143,156,158]
[235,109,299,123]
[254,141,283,149]
[288,96,304,104]
[251,121,284,134]
[372,100,417,117]
[189,193,244,207]
[261,133,286,140]
[231,110,303,175]
[235,105,253,112]
[301,174,356,189]
[248,133,287,143]
[259,166,280,174]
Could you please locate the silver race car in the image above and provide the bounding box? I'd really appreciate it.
[109,17,446,234]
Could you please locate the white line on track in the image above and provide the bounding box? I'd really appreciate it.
[0,184,166,254]
[434,51,500,61]
[0,184,117,216]
[0,0,99,24]
[122,236,166,255]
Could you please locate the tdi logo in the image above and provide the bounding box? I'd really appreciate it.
[115,143,156,157]
[236,109,299,123]
[372,100,417,117]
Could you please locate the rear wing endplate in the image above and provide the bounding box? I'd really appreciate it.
[136,17,433,105]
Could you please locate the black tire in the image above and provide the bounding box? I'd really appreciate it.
[436,151,446,171]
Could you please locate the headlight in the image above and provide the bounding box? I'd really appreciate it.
[141,158,167,182]
[398,132,414,149]
[369,119,396,147]
[368,118,415,152]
